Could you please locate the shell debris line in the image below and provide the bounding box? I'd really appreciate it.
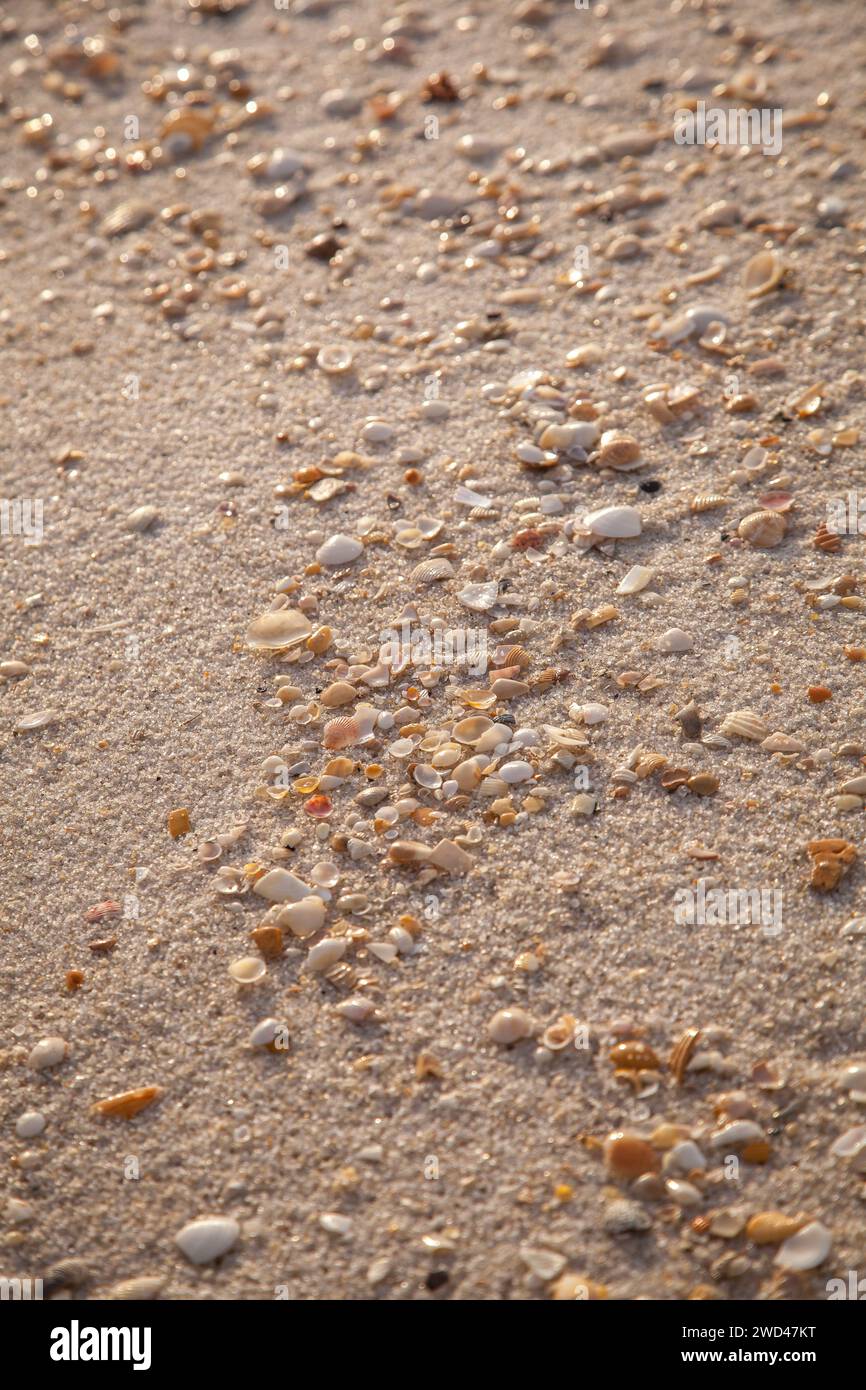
[2,0,866,1311]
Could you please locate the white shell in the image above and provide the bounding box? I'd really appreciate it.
[175,1217,239,1265]
[830,1124,866,1159]
[28,1037,68,1071]
[228,956,266,984]
[499,760,533,784]
[306,938,347,972]
[709,1120,764,1150]
[458,581,499,611]
[253,868,312,903]
[316,534,363,566]
[250,1017,289,1049]
[616,565,654,595]
[583,505,642,539]
[488,1007,533,1044]
[774,1221,832,1271]
[279,896,326,938]
[13,708,60,732]
[656,628,694,653]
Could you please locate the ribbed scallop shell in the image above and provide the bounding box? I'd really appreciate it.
[411,557,455,584]
[100,200,155,237]
[719,709,769,741]
[502,645,531,669]
[737,509,786,548]
[322,716,360,750]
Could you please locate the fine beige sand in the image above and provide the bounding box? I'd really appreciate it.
[2,0,865,1300]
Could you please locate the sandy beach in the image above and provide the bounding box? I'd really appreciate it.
[2,0,866,1301]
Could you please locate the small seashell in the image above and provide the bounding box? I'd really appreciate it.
[669,1028,702,1085]
[253,868,312,903]
[813,522,842,553]
[830,1125,866,1159]
[582,505,642,539]
[335,996,376,1024]
[709,1120,764,1150]
[228,956,266,984]
[719,709,768,741]
[488,1007,534,1045]
[278,896,326,938]
[761,732,806,753]
[603,1131,660,1179]
[594,431,642,471]
[306,938,347,972]
[610,1040,660,1071]
[541,1015,576,1051]
[100,200,155,238]
[247,608,312,649]
[774,1220,832,1271]
[321,681,357,708]
[28,1036,69,1070]
[737,510,786,548]
[411,557,455,584]
[745,1211,809,1246]
[322,717,360,750]
[616,565,654,595]
[742,249,786,299]
[453,716,493,745]
[316,534,363,566]
[690,494,728,513]
[250,1018,290,1051]
[92,1086,164,1119]
[108,1277,166,1301]
[159,106,213,154]
[13,708,60,732]
[175,1216,239,1265]
[457,580,499,611]
[758,491,794,513]
[124,504,159,532]
[656,628,694,653]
